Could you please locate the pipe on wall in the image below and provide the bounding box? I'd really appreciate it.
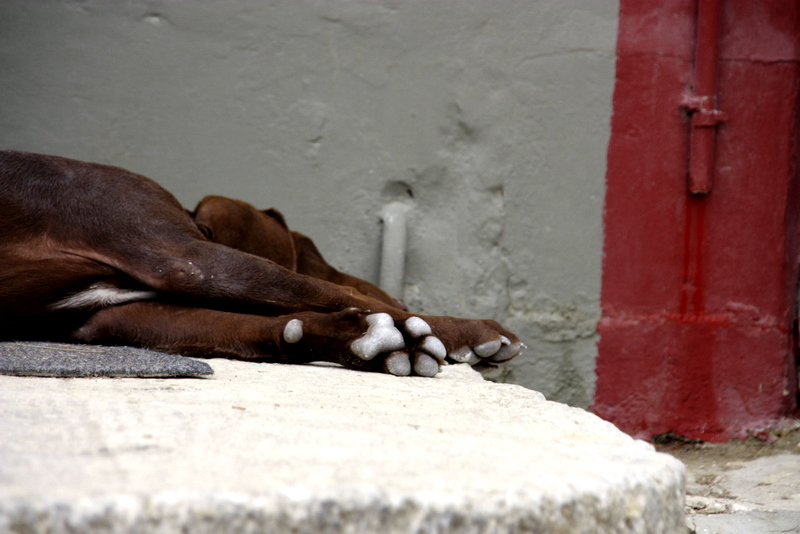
[379,202,412,299]
[685,0,726,194]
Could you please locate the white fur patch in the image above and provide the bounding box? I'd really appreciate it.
[51,285,156,310]
[350,313,405,360]
[283,319,303,343]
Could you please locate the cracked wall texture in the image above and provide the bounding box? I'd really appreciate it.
[0,0,618,407]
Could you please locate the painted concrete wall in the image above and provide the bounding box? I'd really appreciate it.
[0,0,618,407]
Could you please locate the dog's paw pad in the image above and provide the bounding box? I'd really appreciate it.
[283,319,303,343]
[384,351,411,376]
[449,346,475,363]
[464,336,524,363]
[490,337,523,362]
[474,339,502,358]
[420,335,446,360]
[413,353,440,377]
[404,316,432,338]
[350,313,405,360]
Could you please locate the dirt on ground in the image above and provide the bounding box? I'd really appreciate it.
[655,425,800,469]
[655,424,800,509]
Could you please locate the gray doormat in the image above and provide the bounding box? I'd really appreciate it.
[0,342,213,378]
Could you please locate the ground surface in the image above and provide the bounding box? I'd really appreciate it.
[657,426,800,533]
[657,425,800,464]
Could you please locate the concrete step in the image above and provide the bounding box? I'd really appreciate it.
[0,359,685,533]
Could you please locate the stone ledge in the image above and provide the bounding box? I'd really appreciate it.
[0,360,685,533]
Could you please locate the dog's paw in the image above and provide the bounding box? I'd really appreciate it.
[281,310,446,377]
[447,335,524,365]
[371,316,446,377]
[280,311,520,377]
[418,317,524,367]
[342,314,522,376]
[349,314,446,377]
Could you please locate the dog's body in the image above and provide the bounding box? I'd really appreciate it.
[0,151,521,377]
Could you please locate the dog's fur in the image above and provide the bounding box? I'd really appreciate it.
[0,151,521,377]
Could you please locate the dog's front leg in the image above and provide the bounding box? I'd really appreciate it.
[73,302,449,376]
[118,241,522,371]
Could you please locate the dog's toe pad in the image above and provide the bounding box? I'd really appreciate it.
[405,316,432,338]
[474,339,502,358]
[414,353,440,377]
[283,319,303,343]
[384,351,411,376]
[420,336,446,360]
[350,313,405,360]
[490,341,523,362]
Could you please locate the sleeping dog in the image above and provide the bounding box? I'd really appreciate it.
[0,151,522,377]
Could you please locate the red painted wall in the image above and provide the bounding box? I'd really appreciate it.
[594,0,800,441]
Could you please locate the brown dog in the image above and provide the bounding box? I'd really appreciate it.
[0,151,522,377]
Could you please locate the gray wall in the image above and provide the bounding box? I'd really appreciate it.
[0,0,618,407]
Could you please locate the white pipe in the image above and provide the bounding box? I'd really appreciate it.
[379,202,411,299]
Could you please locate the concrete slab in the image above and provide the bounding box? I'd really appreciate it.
[0,360,685,533]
